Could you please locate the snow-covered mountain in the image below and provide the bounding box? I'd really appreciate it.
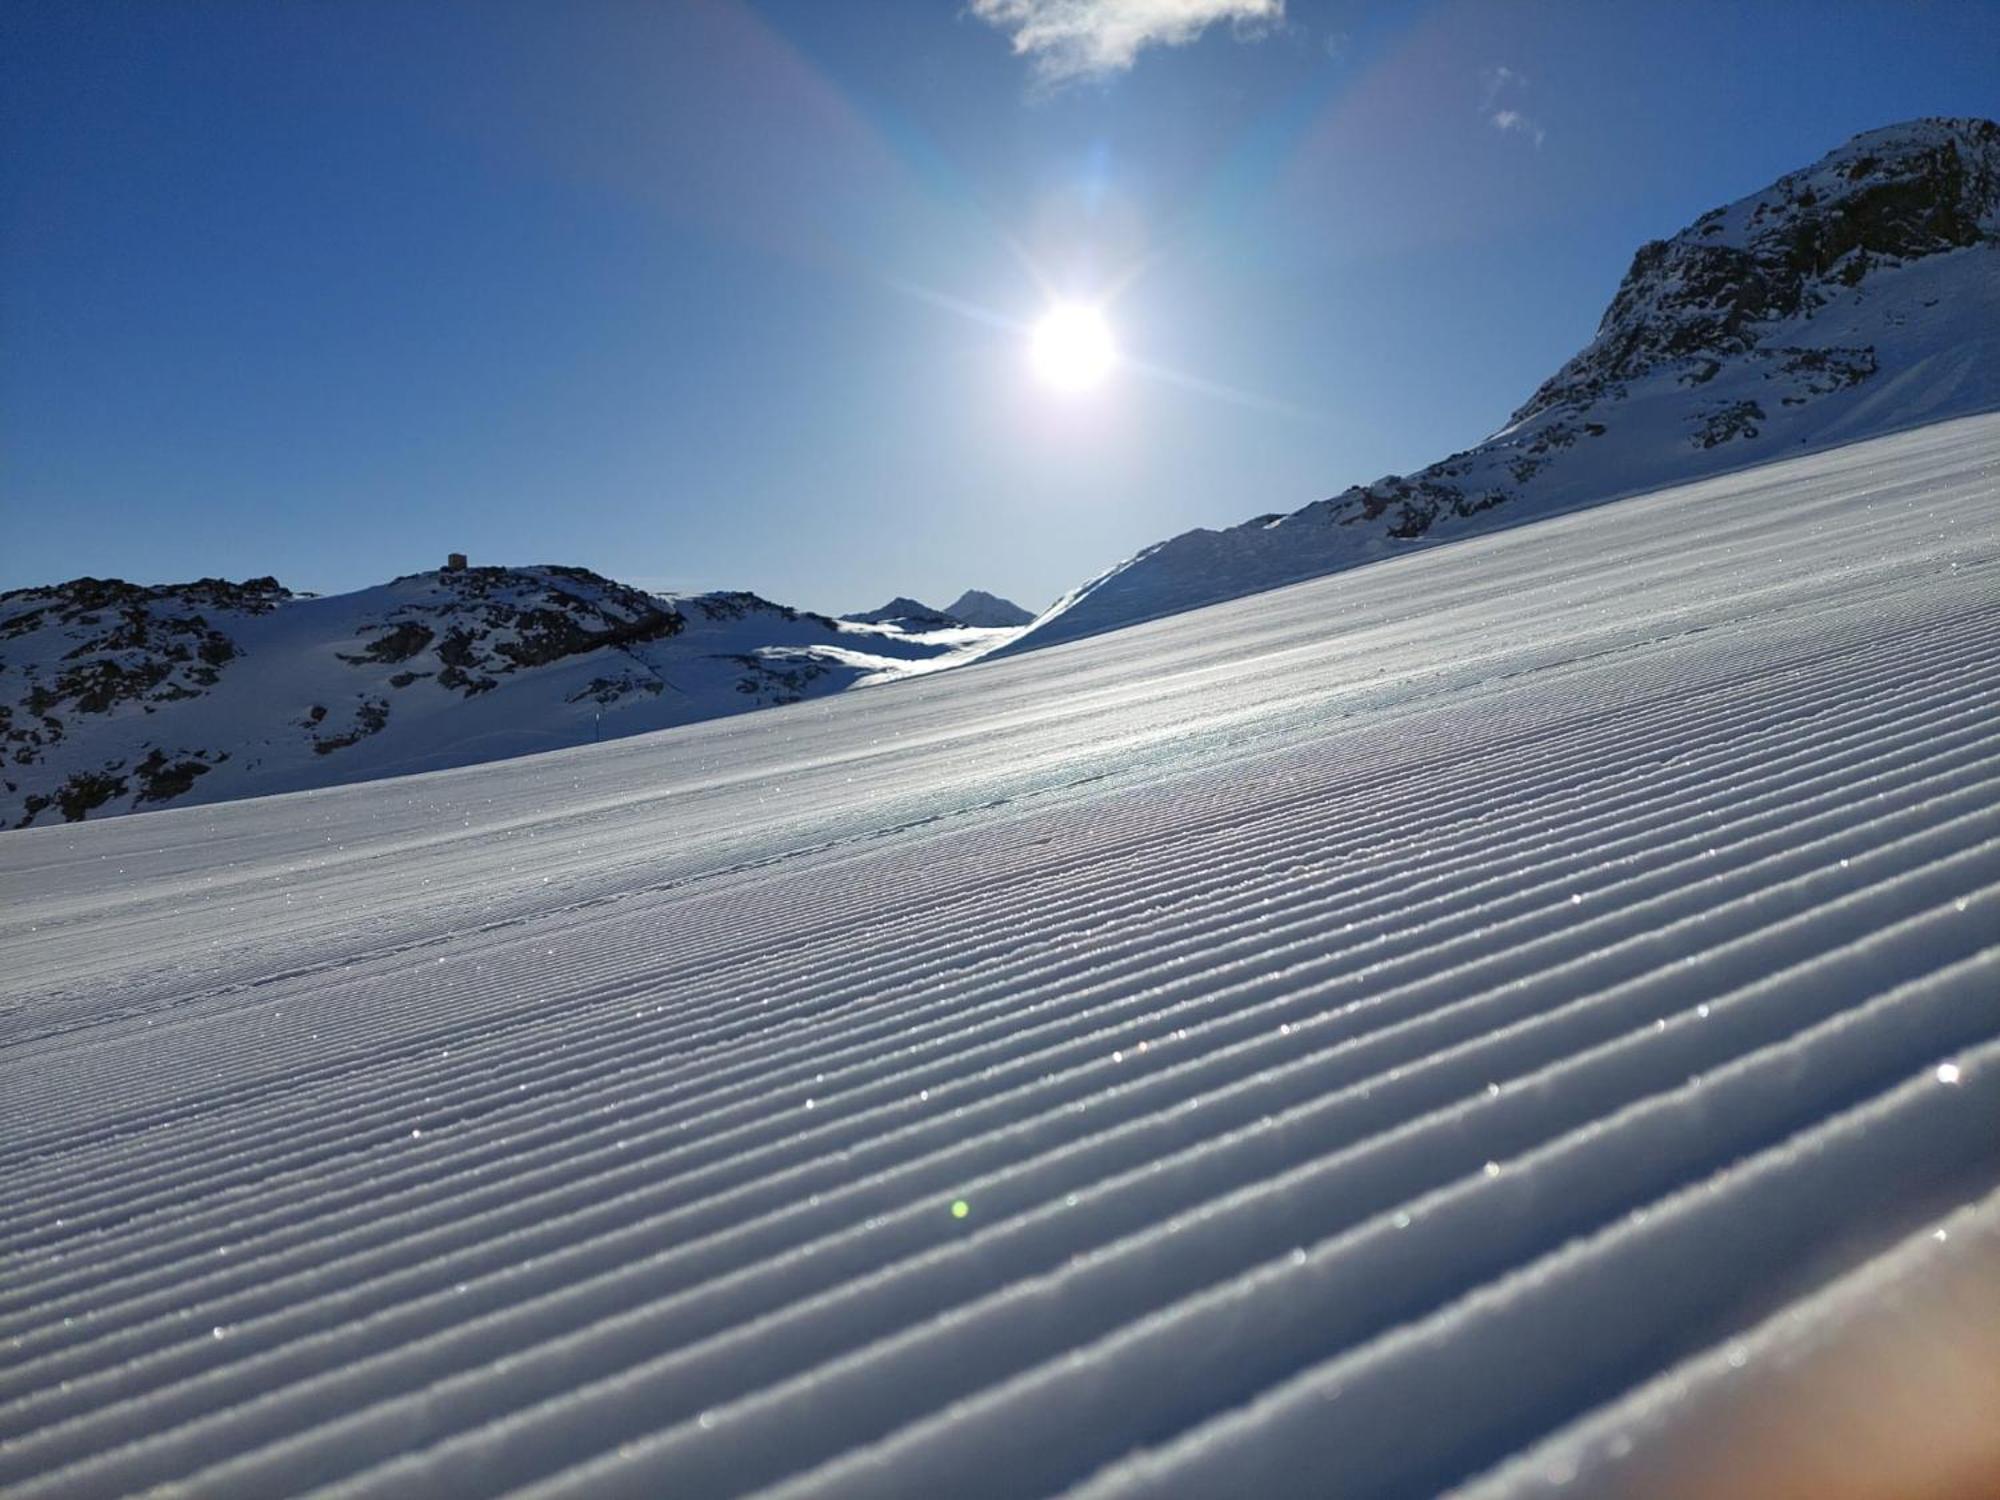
[943,589,1036,628]
[1008,117,2000,654]
[842,596,966,631]
[0,565,1002,827]
[845,590,1036,630]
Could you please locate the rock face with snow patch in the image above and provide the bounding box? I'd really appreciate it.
[332,565,685,698]
[1008,118,2000,654]
[0,567,981,827]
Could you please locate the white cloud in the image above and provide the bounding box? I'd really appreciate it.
[969,0,1285,84]
[1481,65,1546,147]
[1480,64,1524,110]
[1490,107,1546,148]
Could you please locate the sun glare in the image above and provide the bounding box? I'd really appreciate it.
[1030,302,1116,393]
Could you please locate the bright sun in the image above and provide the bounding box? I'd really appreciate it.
[1030,302,1116,393]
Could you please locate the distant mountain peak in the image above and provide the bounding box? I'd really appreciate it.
[944,590,1035,628]
[1006,117,2000,655]
[842,591,1035,630]
[843,597,964,630]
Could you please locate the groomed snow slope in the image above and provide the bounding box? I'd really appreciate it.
[3,414,1997,1498]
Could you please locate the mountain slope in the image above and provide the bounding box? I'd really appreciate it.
[0,566,996,828]
[1007,117,2000,654]
[3,413,1995,1498]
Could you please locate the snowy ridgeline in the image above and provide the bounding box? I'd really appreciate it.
[2,413,1997,1498]
[0,570,1020,829]
[1010,117,2000,654]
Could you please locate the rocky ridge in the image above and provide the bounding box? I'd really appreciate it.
[0,566,994,827]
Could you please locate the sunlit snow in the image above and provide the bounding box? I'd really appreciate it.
[2,414,1997,1497]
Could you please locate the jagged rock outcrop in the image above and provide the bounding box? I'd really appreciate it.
[1008,118,2000,655]
[334,566,685,698]
[1517,120,1996,422]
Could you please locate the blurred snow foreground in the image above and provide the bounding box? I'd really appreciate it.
[4,413,1999,1498]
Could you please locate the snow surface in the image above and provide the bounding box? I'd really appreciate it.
[2,414,1997,1497]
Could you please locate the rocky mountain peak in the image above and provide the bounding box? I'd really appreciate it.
[944,590,1035,628]
[1514,117,2000,424]
[843,597,965,630]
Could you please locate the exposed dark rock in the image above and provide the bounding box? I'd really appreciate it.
[341,622,435,665]
[726,653,830,704]
[1695,400,1768,448]
[0,576,286,749]
[436,629,480,668]
[567,671,664,706]
[698,591,836,629]
[1770,345,1876,397]
[133,748,215,804]
[55,769,128,822]
[312,698,391,755]
[436,665,498,696]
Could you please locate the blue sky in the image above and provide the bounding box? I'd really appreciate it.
[5,1,1996,613]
